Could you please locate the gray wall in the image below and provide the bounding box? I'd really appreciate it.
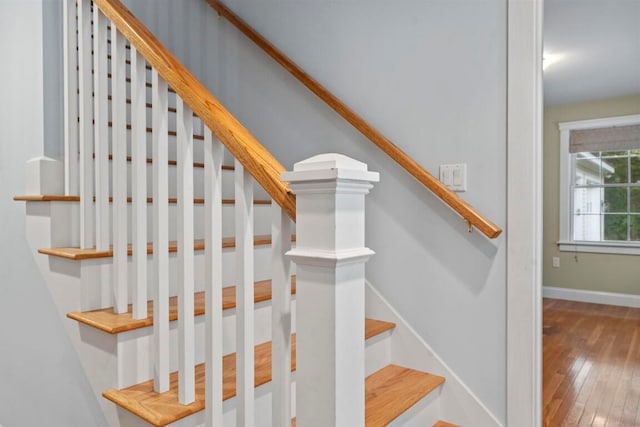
[0,1,106,426]
[543,95,640,294]
[141,0,508,421]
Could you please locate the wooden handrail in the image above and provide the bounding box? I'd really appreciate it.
[93,0,296,221]
[207,0,502,239]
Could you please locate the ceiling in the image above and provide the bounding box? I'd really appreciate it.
[543,0,640,106]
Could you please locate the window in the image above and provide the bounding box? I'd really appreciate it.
[558,115,640,255]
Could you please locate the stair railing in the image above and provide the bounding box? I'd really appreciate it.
[63,0,376,425]
[207,0,502,239]
[64,0,297,424]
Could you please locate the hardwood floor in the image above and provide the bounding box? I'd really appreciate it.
[543,298,640,426]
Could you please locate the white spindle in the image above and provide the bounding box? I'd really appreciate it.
[111,26,128,314]
[177,97,195,404]
[63,0,79,196]
[152,70,170,393]
[93,7,109,251]
[131,47,148,320]
[235,160,255,427]
[204,129,223,426]
[77,0,94,249]
[272,204,292,427]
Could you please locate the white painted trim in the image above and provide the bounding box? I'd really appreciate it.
[558,241,640,255]
[558,114,640,132]
[558,114,640,248]
[365,282,502,427]
[543,286,640,308]
[507,0,543,426]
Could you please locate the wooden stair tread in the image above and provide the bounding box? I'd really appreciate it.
[67,278,298,334]
[365,365,445,426]
[68,282,395,338]
[103,319,396,427]
[15,195,271,205]
[14,195,83,202]
[433,421,459,427]
[38,234,295,260]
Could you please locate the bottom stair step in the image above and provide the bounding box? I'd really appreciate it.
[296,366,446,427]
[103,318,397,426]
[365,365,445,426]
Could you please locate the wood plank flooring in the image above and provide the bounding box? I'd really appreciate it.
[543,298,640,426]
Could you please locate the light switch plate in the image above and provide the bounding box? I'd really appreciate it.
[439,163,467,192]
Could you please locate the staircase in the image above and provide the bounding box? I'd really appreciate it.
[14,0,472,425]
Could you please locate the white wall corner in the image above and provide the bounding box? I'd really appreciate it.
[365,281,503,427]
[25,156,63,195]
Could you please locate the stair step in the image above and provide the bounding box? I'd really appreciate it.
[38,234,295,260]
[102,319,397,427]
[365,365,445,426]
[108,121,205,140]
[100,153,234,169]
[109,95,177,112]
[294,365,444,427]
[15,194,271,205]
[67,277,297,334]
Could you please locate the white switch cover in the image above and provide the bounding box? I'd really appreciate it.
[439,163,467,192]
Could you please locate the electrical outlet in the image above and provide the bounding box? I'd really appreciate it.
[552,257,560,268]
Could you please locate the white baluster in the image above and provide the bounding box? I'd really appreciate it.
[63,0,79,196]
[204,129,223,426]
[152,70,170,393]
[283,154,379,427]
[111,26,128,314]
[177,97,195,404]
[92,7,109,251]
[131,47,148,320]
[78,0,94,249]
[272,204,292,427]
[235,160,255,427]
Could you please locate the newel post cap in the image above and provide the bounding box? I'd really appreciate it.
[281,153,380,184]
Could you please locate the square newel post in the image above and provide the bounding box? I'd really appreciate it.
[282,154,379,427]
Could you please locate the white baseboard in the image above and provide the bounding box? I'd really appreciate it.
[543,286,640,308]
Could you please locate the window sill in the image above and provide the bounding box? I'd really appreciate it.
[558,241,640,255]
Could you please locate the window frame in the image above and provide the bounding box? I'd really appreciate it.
[558,114,640,255]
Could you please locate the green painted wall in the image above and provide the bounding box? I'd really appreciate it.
[543,95,640,294]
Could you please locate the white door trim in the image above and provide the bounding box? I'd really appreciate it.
[507,0,543,426]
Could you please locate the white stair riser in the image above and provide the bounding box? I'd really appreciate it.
[54,201,273,245]
[103,161,270,200]
[115,298,298,388]
[78,244,283,311]
[116,311,388,390]
[110,202,273,242]
[107,126,204,163]
[118,380,299,427]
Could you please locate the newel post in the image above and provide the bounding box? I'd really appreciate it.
[283,154,379,426]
